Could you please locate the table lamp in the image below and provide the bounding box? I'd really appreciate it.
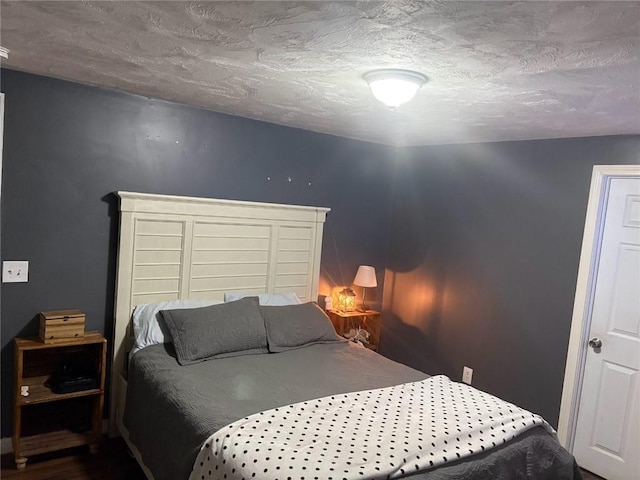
[338,287,356,312]
[353,265,377,312]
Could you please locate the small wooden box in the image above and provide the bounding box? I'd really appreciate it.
[39,310,85,344]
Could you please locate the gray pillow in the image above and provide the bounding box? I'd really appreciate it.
[160,296,267,365]
[260,302,346,352]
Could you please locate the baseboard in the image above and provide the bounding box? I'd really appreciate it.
[1,420,110,455]
[1,436,12,455]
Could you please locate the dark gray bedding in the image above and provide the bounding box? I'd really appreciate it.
[124,342,580,480]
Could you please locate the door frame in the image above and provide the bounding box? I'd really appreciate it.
[1,92,4,195]
[558,164,640,450]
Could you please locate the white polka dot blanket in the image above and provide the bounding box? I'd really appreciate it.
[189,375,554,480]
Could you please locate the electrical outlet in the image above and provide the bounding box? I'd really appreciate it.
[2,261,29,283]
[462,366,473,385]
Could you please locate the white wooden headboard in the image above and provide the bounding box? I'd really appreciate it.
[109,191,330,436]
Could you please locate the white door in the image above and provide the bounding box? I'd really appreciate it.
[573,177,640,479]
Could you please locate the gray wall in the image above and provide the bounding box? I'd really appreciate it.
[382,136,639,427]
[2,68,638,439]
[0,69,395,436]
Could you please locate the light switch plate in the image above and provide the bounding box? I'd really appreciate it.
[2,261,29,283]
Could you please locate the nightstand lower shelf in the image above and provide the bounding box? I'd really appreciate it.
[18,429,96,458]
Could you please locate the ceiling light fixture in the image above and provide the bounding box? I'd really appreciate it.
[364,69,427,108]
[0,46,9,60]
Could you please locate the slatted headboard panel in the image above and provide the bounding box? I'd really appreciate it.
[109,191,330,436]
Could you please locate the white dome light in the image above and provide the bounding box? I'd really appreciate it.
[364,69,427,108]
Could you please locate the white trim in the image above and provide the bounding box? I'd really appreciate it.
[0,94,4,455]
[1,436,12,455]
[1,92,4,197]
[117,191,329,221]
[558,164,640,449]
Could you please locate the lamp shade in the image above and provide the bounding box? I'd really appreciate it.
[364,69,427,108]
[353,265,377,288]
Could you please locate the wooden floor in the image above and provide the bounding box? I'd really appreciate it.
[1,436,146,480]
[1,436,605,480]
[581,469,606,480]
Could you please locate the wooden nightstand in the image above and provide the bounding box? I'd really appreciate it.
[327,310,381,351]
[12,332,107,469]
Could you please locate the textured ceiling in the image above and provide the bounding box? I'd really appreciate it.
[1,1,639,146]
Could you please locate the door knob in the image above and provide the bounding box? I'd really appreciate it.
[588,337,603,350]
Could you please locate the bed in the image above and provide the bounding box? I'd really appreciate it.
[110,192,581,480]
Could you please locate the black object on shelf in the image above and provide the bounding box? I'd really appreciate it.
[48,362,98,394]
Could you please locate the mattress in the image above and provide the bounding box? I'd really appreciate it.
[124,342,581,480]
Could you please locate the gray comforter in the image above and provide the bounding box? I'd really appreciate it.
[124,342,581,480]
